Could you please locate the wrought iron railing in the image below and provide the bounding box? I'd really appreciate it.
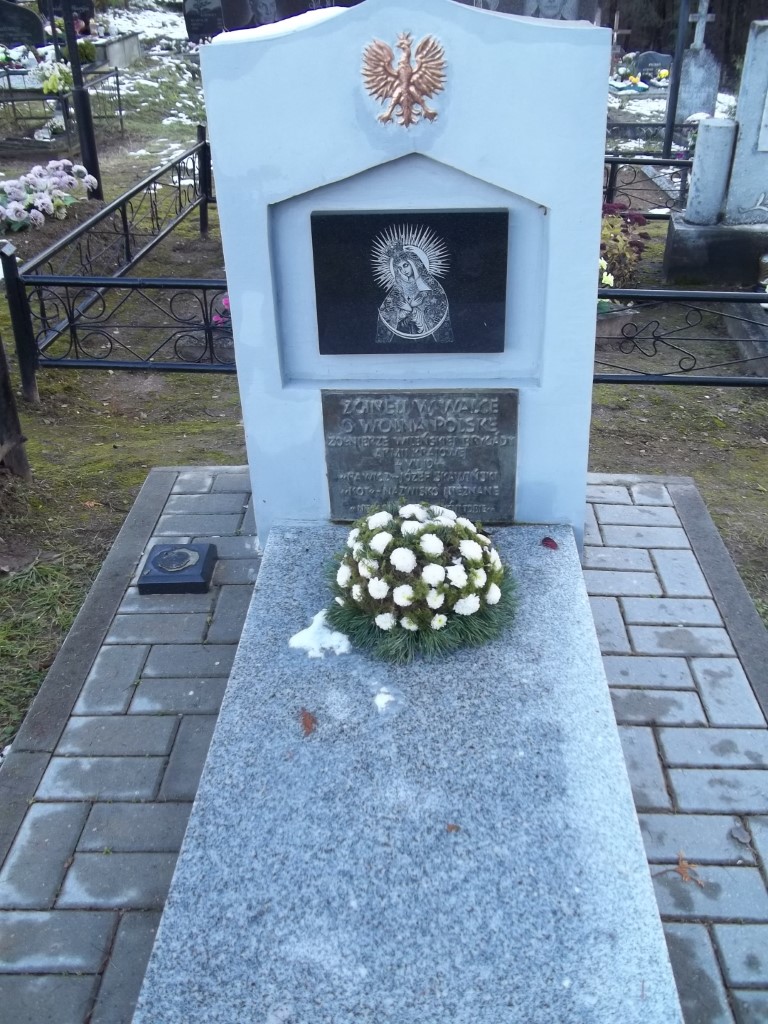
[603,155,692,217]
[606,121,697,156]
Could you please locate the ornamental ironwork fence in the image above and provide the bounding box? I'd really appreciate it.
[603,155,692,217]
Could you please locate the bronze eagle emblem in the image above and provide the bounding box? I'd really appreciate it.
[362,32,447,128]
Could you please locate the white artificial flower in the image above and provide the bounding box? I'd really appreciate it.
[358,558,378,579]
[459,539,484,563]
[429,505,457,520]
[488,548,502,569]
[472,568,487,589]
[426,588,444,609]
[446,563,468,588]
[400,616,419,631]
[486,582,501,605]
[432,515,455,527]
[422,563,446,586]
[353,542,364,558]
[351,584,363,602]
[420,533,444,556]
[477,534,491,546]
[399,503,428,521]
[367,577,389,599]
[400,520,424,537]
[336,562,352,587]
[335,596,345,606]
[369,531,393,555]
[430,614,447,630]
[368,510,393,530]
[393,584,414,607]
[454,594,481,616]
[346,527,359,549]
[456,517,477,533]
[375,612,396,631]
[390,547,417,574]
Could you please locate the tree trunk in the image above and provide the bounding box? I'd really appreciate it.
[0,337,31,480]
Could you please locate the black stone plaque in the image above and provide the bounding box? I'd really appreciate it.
[184,0,224,43]
[0,0,45,49]
[633,51,672,81]
[312,211,508,356]
[322,390,518,522]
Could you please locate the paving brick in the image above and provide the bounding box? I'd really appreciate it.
[611,689,707,726]
[171,470,214,494]
[155,513,242,537]
[654,865,768,920]
[594,503,682,527]
[0,975,98,1024]
[79,803,192,853]
[129,677,227,715]
[628,625,735,657]
[73,645,149,715]
[57,853,178,909]
[583,502,601,546]
[750,817,768,869]
[670,770,768,814]
[582,546,653,571]
[104,612,209,645]
[211,471,250,492]
[588,596,630,653]
[0,910,115,972]
[0,804,89,909]
[639,814,755,865]
[601,525,690,548]
[653,549,711,598]
[191,535,260,558]
[621,598,722,627]
[118,588,216,614]
[631,482,673,506]
[617,726,671,810]
[159,716,217,800]
[56,717,179,757]
[585,484,632,504]
[212,557,261,584]
[142,644,235,678]
[164,492,249,515]
[731,990,768,1023]
[602,655,694,689]
[90,911,162,1024]
[663,923,735,1024]
[714,925,768,986]
[241,494,256,535]
[584,570,662,597]
[36,757,164,802]
[691,659,766,728]
[206,586,252,644]
[658,729,768,768]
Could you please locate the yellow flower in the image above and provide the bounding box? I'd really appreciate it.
[659,69,669,79]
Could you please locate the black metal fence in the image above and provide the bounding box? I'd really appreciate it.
[603,155,692,217]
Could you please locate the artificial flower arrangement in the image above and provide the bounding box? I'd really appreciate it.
[326,502,515,663]
[0,159,98,232]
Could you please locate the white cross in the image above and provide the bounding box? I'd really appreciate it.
[689,0,715,50]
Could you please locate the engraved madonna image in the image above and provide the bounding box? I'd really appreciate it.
[312,210,508,355]
[372,225,453,344]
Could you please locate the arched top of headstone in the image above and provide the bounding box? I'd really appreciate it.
[0,0,45,48]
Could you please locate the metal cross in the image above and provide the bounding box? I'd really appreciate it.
[612,11,631,48]
[689,0,715,50]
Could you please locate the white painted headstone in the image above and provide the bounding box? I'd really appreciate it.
[724,21,768,223]
[201,0,610,543]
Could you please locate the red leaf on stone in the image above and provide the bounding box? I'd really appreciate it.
[446,823,461,833]
[541,536,559,550]
[299,708,318,736]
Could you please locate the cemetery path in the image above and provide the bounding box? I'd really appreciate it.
[0,467,767,1023]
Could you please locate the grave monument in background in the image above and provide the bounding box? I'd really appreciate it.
[676,0,720,122]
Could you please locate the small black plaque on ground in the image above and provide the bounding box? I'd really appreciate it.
[312,211,508,355]
[322,390,518,522]
[138,543,217,594]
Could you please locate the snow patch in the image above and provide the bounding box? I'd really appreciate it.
[289,610,350,659]
[373,687,395,712]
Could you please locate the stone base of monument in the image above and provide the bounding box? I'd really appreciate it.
[664,213,768,284]
[93,31,142,69]
[133,523,682,1024]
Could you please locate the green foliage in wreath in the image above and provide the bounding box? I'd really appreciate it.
[326,502,515,664]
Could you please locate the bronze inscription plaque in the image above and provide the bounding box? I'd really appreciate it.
[322,389,518,522]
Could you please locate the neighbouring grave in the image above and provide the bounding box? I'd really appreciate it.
[0,0,45,50]
[633,49,672,82]
[677,0,720,122]
[132,2,683,1020]
[183,0,224,43]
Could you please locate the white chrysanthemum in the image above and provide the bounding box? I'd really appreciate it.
[459,539,484,563]
[393,584,414,607]
[400,520,424,537]
[426,588,444,609]
[358,558,378,579]
[488,548,502,569]
[400,616,419,631]
[422,562,446,586]
[432,515,455,527]
[477,534,491,546]
[429,505,457,520]
[336,563,352,587]
[335,596,345,606]
[367,577,389,600]
[351,584,363,602]
[352,542,364,559]
[420,533,444,556]
[368,510,393,530]
[375,612,396,631]
[454,594,481,616]
[390,547,417,574]
[369,531,393,555]
[346,528,359,549]
[486,582,502,605]
[399,503,428,521]
[446,563,468,588]
[472,568,487,589]
[431,614,447,630]
[456,517,477,533]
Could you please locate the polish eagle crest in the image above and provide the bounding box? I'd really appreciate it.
[362,32,447,127]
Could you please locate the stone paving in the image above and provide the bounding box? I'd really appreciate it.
[0,467,767,1023]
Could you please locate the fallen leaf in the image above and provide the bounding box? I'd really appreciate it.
[299,708,318,737]
[541,537,559,550]
[446,823,461,833]
[675,850,704,887]
[730,825,751,846]
[83,500,102,509]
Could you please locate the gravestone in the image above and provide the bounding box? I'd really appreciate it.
[633,50,672,82]
[0,0,45,49]
[183,0,224,43]
[677,0,720,121]
[37,0,94,26]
